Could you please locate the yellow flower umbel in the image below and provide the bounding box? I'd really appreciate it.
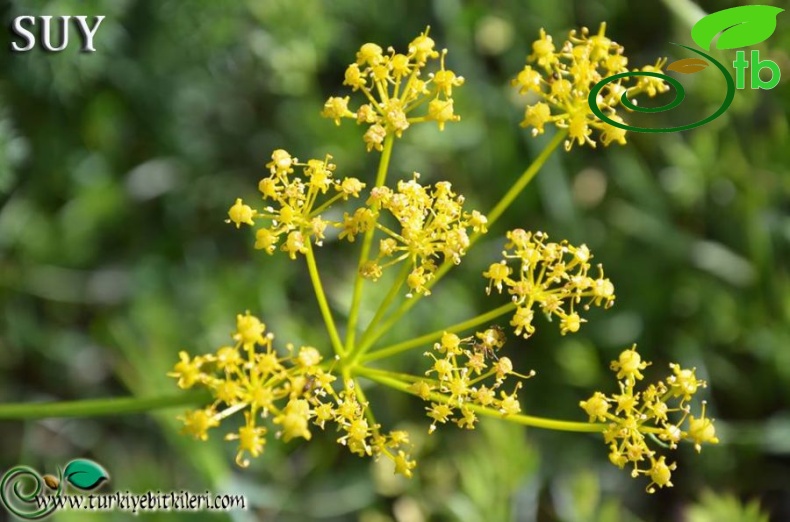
[322,27,464,151]
[340,175,488,296]
[410,328,535,433]
[580,345,719,493]
[169,312,416,475]
[226,150,365,259]
[512,23,669,150]
[484,230,615,338]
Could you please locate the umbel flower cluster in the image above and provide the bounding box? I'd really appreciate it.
[581,346,719,492]
[171,27,718,491]
[412,327,536,433]
[484,229,615,338]
[228,151,365,259]
[512,23,669,150]
[321,27,464,151]
[170,313,416,475]
[228,157,486,297]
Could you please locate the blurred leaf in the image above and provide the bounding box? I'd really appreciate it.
[685,490,769,522]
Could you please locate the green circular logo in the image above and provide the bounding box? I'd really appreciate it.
[588,44,736,133]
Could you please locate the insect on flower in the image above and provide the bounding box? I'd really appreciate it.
[473,325,507,361]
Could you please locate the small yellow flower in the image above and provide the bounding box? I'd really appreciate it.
[529,29,558,70]
[475,386,496,406]
[483,261,511,294]
[227,198,255,228]
[363,124,387,152]
[409,29,439,64]
[427,403,453,427]
[344,63,365,90]
[360,260,383,281]
[338,177,365,199]
[686,402,719,452]
[274,399,313,442]
[214,379,242,404]
[393,451,417,478]
[427,98,459,131]
[321,96,355,125]
[521,102,552,135]
[610,344,649,383]
[409,380,433,400]
[283,231,308,259]
[297,346,322,367]
[667,363,705,402]
[215,345,243,371]
[559,311,585,335]
[356,43,384,66]
[313,403,335,428]
[513,65,542,94]
[179,408,219,441]
[580,391,610,422]
[407,267,432,296]
[266,149,295,176]
[432,68,464,97]
[646,457,676,493]
[507,309,533,341]
[456,408,477,429]
[498,387,522,416]
[233,311,266,348]
[168,351,203,389]
[226,412,267,467]
[436,332,462,355]
[254,228,278,254]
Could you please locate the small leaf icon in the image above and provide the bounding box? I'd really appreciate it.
[42,474,60,489]
[63,459,109,491]
[691,5,784,50]
[667,58,709,74]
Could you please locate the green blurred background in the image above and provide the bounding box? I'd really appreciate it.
[1,0,788,520]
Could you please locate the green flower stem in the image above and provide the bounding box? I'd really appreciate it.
[660,0,708,30]
[357,367,606,433]
[360,302,517,363]
[0,391,210,420]
[350,262,411,362]
[357,130,567,354]
[351,379,379,430]
[345,133,395,352]
[353,365,427,384]
[305,239,346,356]
[309,193,345,218]
[481,129,567,233]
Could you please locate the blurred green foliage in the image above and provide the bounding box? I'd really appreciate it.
[1,0,787,520]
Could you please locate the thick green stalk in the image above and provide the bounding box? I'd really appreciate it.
[483,130,567,231]
[356,367,606,433]
[0,391,210,420]
[305,239,346,356]
[361,302,517,363]
[350,261,410,362]
[345,134,395,351]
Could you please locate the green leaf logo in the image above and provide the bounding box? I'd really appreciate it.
[691,5,784,50]
[63,459,109,491]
